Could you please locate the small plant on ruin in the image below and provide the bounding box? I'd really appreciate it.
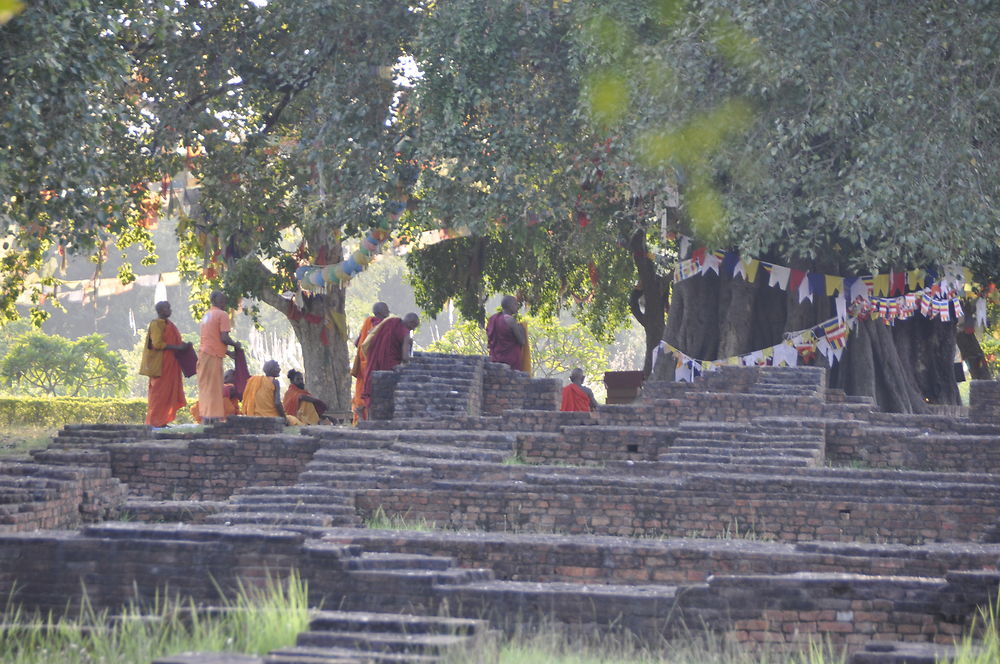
[365,505,437,531]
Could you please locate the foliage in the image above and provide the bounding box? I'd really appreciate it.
[981,333,1000,377]
[0,331,129,397]
[426,314,609,380]
[0,572,309,664]
[407,0,653,344]
[0,1,159,324]
[566,0,999,273]
[0,396,182,428]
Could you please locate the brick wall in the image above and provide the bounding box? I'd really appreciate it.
[107,435,321,500]
[970,380,1000,425]
[355,474,1000,544]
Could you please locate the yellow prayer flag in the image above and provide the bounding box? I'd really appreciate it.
[744,259,760,282]
[825,275,844,297]
[907,269,923,290]
[873,274,889,296]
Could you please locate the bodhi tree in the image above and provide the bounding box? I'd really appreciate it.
[411,0,999,412]
[2,1,422,410]
[405,0,666,369]
[134,0,421,411]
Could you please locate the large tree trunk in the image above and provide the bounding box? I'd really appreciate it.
[629,230,668,376]
[287,290,352,414]
[243,258,353,414]
[664,265,960,413]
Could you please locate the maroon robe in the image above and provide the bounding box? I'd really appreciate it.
[360,317,411,412]
[486,312,523,370]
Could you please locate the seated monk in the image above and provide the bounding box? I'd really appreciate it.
[191,369,241,423]
[283,369,330,426]
[243,360,301,425]
[560,368,599,412]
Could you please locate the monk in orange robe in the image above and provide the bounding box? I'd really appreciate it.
[560,368,599,412]
[283,369,328,425]
[351,302,389,423]
[196,290,241,424]
[140,301,193,428]
[190,369,241,423]
[359,312,419,420]
[243,360,303,425]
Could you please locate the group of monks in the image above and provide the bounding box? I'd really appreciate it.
[142,291,599,428]
[140,290,331,428]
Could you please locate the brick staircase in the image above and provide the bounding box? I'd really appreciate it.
[154,610,493,664]
[658,417,826,467]
[391,353,484,420]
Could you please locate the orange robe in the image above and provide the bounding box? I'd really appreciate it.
[560,383,593,412]
[243,375,280,417]
[190,385,239,424]
[351,315,383,423]
[144,319,187,427]
[283,384,321,425]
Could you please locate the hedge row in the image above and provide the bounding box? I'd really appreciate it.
[0,397,192,428]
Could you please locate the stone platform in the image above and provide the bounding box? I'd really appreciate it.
[1,352,999,662]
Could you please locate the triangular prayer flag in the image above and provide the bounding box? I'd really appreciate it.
[825,275,844,297]
[789,269,807,292]
[798,274,813,303]
[769,265,791,290]
[744,259,760,283]
[907,269,923,291]
[890,271,906,296]
[873,274,889,296]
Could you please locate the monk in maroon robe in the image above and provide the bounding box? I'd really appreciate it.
[486,295,527,370]
[359,312,420,419]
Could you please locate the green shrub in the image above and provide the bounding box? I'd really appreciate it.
[0,396,192,428]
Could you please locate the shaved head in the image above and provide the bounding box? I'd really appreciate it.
[262,360,280,377]
[155,301,171,318]
[373,302,390,318]
[403,312,420,330]
[500,295,519,314]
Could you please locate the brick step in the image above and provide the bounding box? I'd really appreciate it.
[390,443,507,463]
[343,553,455,572]
[231,490,355,504]
[299,464,431,480]
[295,630,472,656]
[308,610,484,636]
[231,483,354,497]
[660,452,814,467]
[28,449,110,464]
[347,567,495,589]
[225,502,357,517]
[399,430,517,445]
[666,445,820,457]
[670,438,822,450]
[396,374,477,385]
[266,646,439,663]
[671,431,824,444]
[204,512,343,527]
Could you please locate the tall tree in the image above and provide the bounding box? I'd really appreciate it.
[406,0,669,368]
[410,0,999,411]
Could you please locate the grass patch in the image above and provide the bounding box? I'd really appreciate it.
[364,505,437,531]
[0,425,56,458]
[482,625,847,664]
[0,572,309,664]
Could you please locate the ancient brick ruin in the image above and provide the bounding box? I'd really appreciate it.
[2,352,1000,663]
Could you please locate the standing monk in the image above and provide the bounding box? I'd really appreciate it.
[359,312,420,419]
[196,290,241,425]
[486,295,528,372]
[140,301,192,427]
[351,302,389,423]
[560,368,600,412]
